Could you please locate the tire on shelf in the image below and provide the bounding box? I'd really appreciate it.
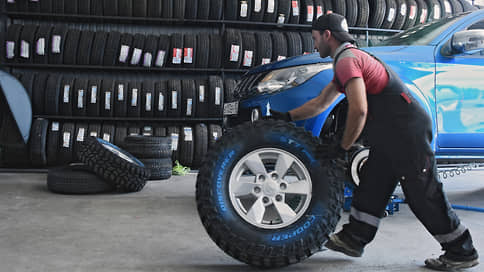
[58,122,75,165]
[40,0,53,12]
[103,0,118,16]
[154,126,167,137]
[88,123,102,138]
[415,0,429,25]
[380,0,396,29]
[59,76,74,116]
[196,33,210,68]
[101,79,115,117]
[122,135,173,159]
[142,158,173,180]
[450,0,463,14]
[134,0,148,17]
[87,78,102,117]
[289,0,301,24]
[28,0,41,11]
[195,79,209,118]
[167,79,183,117]
[278,0,291,24]
[33,25,52,64]
[224,79,237,103]
[369,0,386,28]
[255,32,272,66]
[208,124,222,150]
[174,0,187,19]
[143,35,158,67]
[402,0,418,29]
[440,0,452,17]
[170,33,184,67]
[128,81,142,117]
[263,0,279,22]
[208,34,222,68]
[332,0,346,17]
[163,0,174,18]
[183,34,197,68]
[103,31,121,66]
[47,120,61,166]
[240,32,256,68]
[192,123,208,168]
[77,30,95,65]
[391,0,407,30]
[119,0,133,16]
[114,80,128,117]
[129,34,145,66]
[63,29,81,65]
[224,29,243,69]
[73,123,89,160]
[155,34,171,68]
[179,126,194,167]
[458,0,476,12]
[114,125,128,147]
[91,0,103,15]
[209,0,223,20]
[44,74,61,116]
[271,32,288,61]
[141,80,155,118]
[47,164,115,194]
[251,0,267,21]
[313,0,324,20]
[73,77,88,117]
[238,0,252,21]
[52,0,64,13]
[33,73,49,115]
[18,24,38,63]
[30,118,49,167]
[101,123,116,144]
[154,80,168,117]
[118,33,134,66]
[285,32,303,57]
[196,120,345,268]
[19,72,35,99]
[198,0,211,19]
[301,0,315,25]
[167,126,181,163]
[345,0,358,27]
[355,0,370,27]
[78,136,150,192]
[181,79,197,118]
[208,76,224,118]
[225,0,238,20]
[5,24,23,62]
[185,0,199,19]
[425,0,442,21]
[78,0,91,15]
[64,0,78,14]
[323,0,333,13]
[91,31,108,65]
[300,32,314,55]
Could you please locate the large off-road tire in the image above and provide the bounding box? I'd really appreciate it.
[196,120,345,268]
[78,136,150,192]
[121,136,172,159]
[141,158,172,180]
[47,164,114,194]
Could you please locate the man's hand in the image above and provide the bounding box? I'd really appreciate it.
[269,110,292,122]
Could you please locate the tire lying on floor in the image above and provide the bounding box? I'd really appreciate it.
[77,136,150,192]
[196,120,345,268]
[47,164,114,194]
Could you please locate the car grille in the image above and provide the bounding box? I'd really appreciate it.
[234,73,264,100]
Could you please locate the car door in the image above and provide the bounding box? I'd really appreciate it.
[435,19,484,150]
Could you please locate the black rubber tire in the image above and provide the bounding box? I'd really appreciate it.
[263,0,279,22]
[122,136,172,159]
[73,77,88,117]
[392,0,407,29]
[40,0,52,12]
[198,0,211,19]
[289,0,301,24]
[7,0,24,11]
[147,0,162,17]
[118,0,132,16]
[128,81,142,117]
[64,0,78,14]
[101,79,114,117]
[114,125,128,147]
[91,31,108,66]
[47,164,114,194]
[30,118,49,167]
[167,80,182,117]
[88,123,102,138]
[63,29,81,65]
[103,0,118,16]
[224,79,237,103]
[142,125,154,136]
[238,0,252,21]
[369,0,386,28]
[154,126,167,137]
[170,33,184,67]
[224,29,243,69]
[354,0,369,27]
[403,0,418,29]
[286,32,303,57]
[58,122,75,165]
[32,73,48,115]
[103,31,121,66]
[73,123,89,159]
[183,34,197,68]
[182,80,197,117]
[381,0,396,29]
[196,33,210,68]
[78,0,91,15]
[179,126,194,166]
[174,0,186,19]
[345,0,358,26]
[195,79,209,118]
[162,0,174,18]
[87,78,102,117]
[208,124,222,150]
[440,0,452,17]
[415,0,428,25]
[114,80,128,117]
[47,121,61,166]
[277,0,291,24]
[59,76,74,116]
[118,33,134,66]
[77,30,95,65]
[49,25,68,64]
[332,0,346,17]
[44,74,61,116]
[52,0,64,13]
[78,136,150,192]
[18,24,38,63]
[323,0,333,13]
[91,0,103,15]
[272,32,288,61]
[185,0,199,19]
[209,0,223,19]
[167,126,180,163]
[192,123,208,168]
[141,158,172,180]
[426,0,441,21]
[19,72,34,99]
[33,25,52,64]
[459,0,476,12]
[155,34,170,68]
[196,120,345,268]
[450,0,462,14]
[133,0,148,17]
[251,0,267,21]
[255,32,272,66]
[301,0,315,24]
[224,0,238,20]
[142,34,158,67]
[154,80,168,117]
[141,81,155,117]
[300,32,314,55]
[101,123,116,143]
[129,34,145,66]
[313,0,324,20]
[208,34,222,68]
[208,76,224,118]
[240,32,256,68]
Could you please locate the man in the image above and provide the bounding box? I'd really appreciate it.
[270,13,479,271]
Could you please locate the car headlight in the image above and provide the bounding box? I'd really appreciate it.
[254,63,332,94]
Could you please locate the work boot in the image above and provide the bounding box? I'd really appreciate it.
[425,251,479,271]
[324,231,364,257]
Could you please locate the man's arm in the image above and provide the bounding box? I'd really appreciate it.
[340,77,368,150]
[288,82,341,121]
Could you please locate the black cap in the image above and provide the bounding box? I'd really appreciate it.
[312,13,355,43]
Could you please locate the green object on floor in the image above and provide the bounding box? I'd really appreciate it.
[172,160,190,176]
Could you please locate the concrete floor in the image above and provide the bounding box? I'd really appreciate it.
[0,169,482,272]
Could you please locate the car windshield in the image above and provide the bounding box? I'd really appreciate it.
[378,13,469,46]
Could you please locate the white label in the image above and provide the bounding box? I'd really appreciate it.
[434,5,440,19]
[7,0,15,3]
[243,50,253,67]
[267,0,275,13]
[172,48,182,64]
[420,9,428,23]
[20,40,30,58]
[307,5,314,22]
[444,0,451,13]
[213,132,219,140]
[52,122,60,132]
[131,89,138,106]
[277,55,286,61]
[186,99,193,116]
[143,126,152,136]
[277,14,285,24]
[105,92,111,110]
[184,127,193,142]
[409,5,417,19]
[171,91,178,109]
[146,93,152,111]
[215,87,221,105]
[155,50,166,67]
[103,133,110,142]
[184,48,193,63]
[63,85,70,103]
[317,5,323,18]
[6,41,15,59]
[230,45,240,62]
[131,48,142,65]
[118,84,124,101]
[77,128,85,142]
[400,3,407,16]
[143,52,153,67]
[158,93,164,111]
[199,86,205,102]
[292,1,299,16]
[63,132,71,148]
[90,131,98,137]
[52,35,61,53]
[254,0,262,12]
[240,1,248,17]
[91,86,97,104]
[262,58,271,65]
[36,38,45,55]
[171,133,179,151]
[388,8,396,22]
[77,90,84,108]
[119,45,130,63]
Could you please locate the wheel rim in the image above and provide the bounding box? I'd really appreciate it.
[228,148,312,229]
[102,142,136,164]
[350,148,370,187]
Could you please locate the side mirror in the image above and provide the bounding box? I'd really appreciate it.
[442,29,484,56]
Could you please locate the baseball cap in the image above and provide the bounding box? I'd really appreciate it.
[312,13,355,43]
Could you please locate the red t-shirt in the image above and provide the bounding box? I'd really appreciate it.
[332,45,389,95]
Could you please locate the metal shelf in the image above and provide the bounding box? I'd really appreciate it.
[34,115,223,122]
